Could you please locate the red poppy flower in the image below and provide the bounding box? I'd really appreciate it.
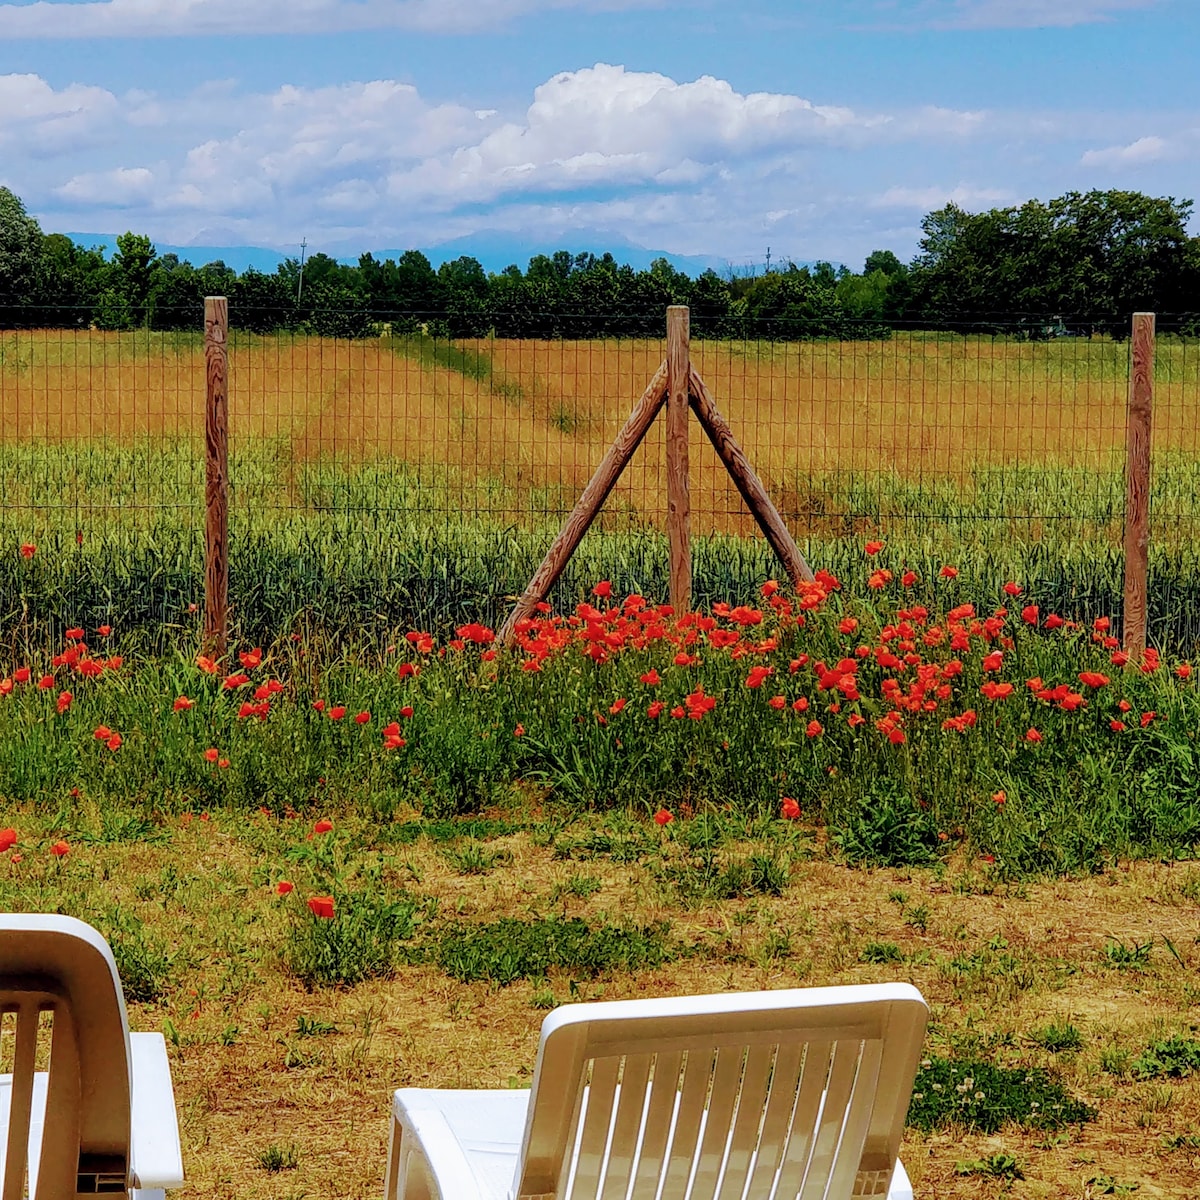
[19,543,35,559]
[203,747,219,762]
[97,625,111,637]
[13,667,30,685]
[1141,711,1157,727]
[92,725,111,740]
[276,880,294,895]
[312,699,325,711]
[1117,699,1132,712]
[328,706,346,720]
[609,698,627,715]
[647,701,664,719]
[355,711,371,725]
[1093,616,1111,632]
[106,733,122,751]
[1078,671,1110,689]
[805,720,824,738]
[307,895,335,919]
[838,617,858,635]
[1002,581,1022,596]
[195,654,217,675]
[639,669,661,686]
[865,540,884,555]
[780,797,801,820]
[1025,728,1043,743]
[939,565,958,579]
[313,819,333,834]
[982,650,1003,671]
[670,705,685,719]
[745,665,774,688]
[761,580,779,597]
[592,581,612,599]
[1021,605,1039,626]
[901,571,917,587]
[0,829,16,853]
[1043,614,1065,631]
[237,702,256,719]
[768,695,786,710]
[1110,719,1126,732]
[65,627,84,641]
[218,759,230,769]
[1176,663,1192,679]
[56,691,72,714]
[653,808,673,826]
[397,662,419,679]
[847,712,866,728]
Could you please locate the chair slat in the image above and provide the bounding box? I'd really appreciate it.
[798,1040,863,1200]
[570,1056,621,1200]
[37,1004,80,1200]
[659,1048,715,1197]
[772,1039,833,1199]
[628,1051,682,1200]
[690,1046,749,1200]
[826,1040,884,1200]
[714,1043,775,1200]
[599,1054,652,1200]
[3,1003,38,1200]
[743,1042,804,1199]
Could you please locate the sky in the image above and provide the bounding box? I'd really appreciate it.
[0,0,1196,270]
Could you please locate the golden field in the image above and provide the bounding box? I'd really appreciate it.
[3,329,1199,536]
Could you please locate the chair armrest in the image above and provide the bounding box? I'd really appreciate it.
[886,1158,913,1200]
[129,1033,184,1189]
[390,1092,485,1200]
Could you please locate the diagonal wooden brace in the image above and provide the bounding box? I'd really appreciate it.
[688,366,814,588]
[498,360,670,646]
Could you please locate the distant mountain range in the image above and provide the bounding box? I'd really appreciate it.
[63,230,828,279]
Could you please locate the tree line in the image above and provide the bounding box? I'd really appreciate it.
[1,187,1197,339]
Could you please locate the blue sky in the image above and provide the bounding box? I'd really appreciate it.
[0,0,1195,269]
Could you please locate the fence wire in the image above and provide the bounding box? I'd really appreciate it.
[3,309,1199,652]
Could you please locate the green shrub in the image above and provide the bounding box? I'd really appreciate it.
[282,893,420,988]
[100,907,175,1003]
[830,780,942,868]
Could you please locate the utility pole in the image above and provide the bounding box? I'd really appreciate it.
[765,246,771,275]
[296,237,308,305]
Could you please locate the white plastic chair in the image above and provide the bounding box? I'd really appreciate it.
[0,913,184,1199]
[385,981,927,1200]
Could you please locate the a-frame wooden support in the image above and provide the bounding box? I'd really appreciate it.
[498,306,814,645]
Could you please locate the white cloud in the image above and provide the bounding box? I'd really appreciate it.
[0,74,120,153]
[1080,135,1169,167]
[7,62,1185,267]
[874,183,1012,209]
[0,0,661,38]
[55,166,158,205]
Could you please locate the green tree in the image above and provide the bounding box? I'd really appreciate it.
[0,188,45,326]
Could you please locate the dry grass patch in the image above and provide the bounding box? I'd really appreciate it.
[2,806,1200,1197]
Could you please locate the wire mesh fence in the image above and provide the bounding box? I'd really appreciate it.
[3,308,1200,652]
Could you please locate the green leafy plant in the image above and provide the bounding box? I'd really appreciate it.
[282,893,421,988]
[432,917,673,986]
[1131,1035,1200,1079]
[1029,1020,1084,1053]
[907,1055,1096,1133]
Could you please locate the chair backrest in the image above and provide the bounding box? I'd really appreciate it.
[514,982,927,1200]
[0,914,133,1199]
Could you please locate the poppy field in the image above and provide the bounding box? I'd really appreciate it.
[5,542,1200,1194]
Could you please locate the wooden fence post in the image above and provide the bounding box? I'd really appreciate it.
[204,297,229,657]
[666,306,691,613]
[1123,311,1154,660]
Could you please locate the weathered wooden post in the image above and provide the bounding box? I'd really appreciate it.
[666,305,691,613]
[204,296,229,657]
[1123,311,1154,660]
